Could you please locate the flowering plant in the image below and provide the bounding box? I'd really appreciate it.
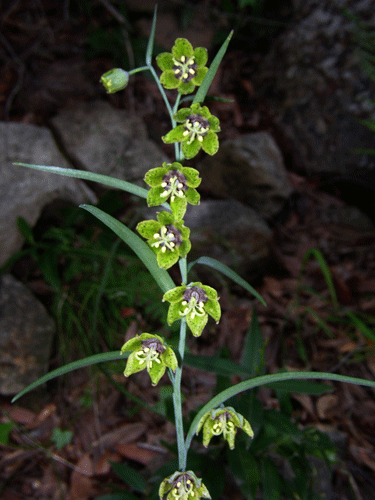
[12,7,375,499]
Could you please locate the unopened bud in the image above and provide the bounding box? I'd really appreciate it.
[100,68,129,93]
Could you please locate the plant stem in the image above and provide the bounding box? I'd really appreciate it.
[172,317,187,471]
[128,66,149,75]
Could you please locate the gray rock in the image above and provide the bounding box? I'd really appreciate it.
[184,199,272,276]
[198,132,292,219]
[50,100,167,184]
[252,0,375,177]
[0,274,55,395]
[0,122,97,268]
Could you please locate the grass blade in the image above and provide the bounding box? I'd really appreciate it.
[12,351,125,403]
[188,256,266,305]
[146,5,157,65]
[301,249,338,308]
[80,205,175,293]
[192,31,233,105]
[185,370,375,451]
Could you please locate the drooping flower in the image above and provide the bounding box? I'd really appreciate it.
[121,333,177,386]
[145,162,201,220]
[136,211,191,269]
[196,406,254,450]
[163,282,221,337]
[100,68,129,93]
[162,103,220,159]
[159,470,211,500]
[156,38,208,95]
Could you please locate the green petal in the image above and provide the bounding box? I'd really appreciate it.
[208,115,221,132]
[227,428,237,450]
[178,81,196,95]
[204,299,221,323]
[199,284,218,300]
[161,347,178,371]
[163,286,186,303]
[136,219,161,238]
[162,125,186,144]
[169,161,184,170]
[197,483,211,499]
[179,238,191,258]
[202,420,214,447]
[242,418,254,438]
[160,70,181,89]
[148,361,166,386]
[156,52,174,71]
[157,211,174,225]
[192,67,208,85]
[196,412,210,434]
[172,38,194,60]
[193,47,208,67]
[193,104,210,119]
[181,167,201,187]
[120,337,142,353]
[170,196,187,220]
[174,107,193,122]
[190,103,201,114]
[124,351,146,377]
[178,224,190,239]
[187,312,208,337]
[144,167,167,187]
[147,187,168,207]
[182,139,202,159]
[202,131,219,156]
[167,301,183,325]
[157,249,179,269]
[186,188,200,205]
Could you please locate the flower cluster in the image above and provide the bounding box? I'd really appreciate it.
[196,406,254,449]
[159,471,211,500]
[121,333,177,386]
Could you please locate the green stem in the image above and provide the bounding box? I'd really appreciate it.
[128,66,149,75]
[172,317,187,471]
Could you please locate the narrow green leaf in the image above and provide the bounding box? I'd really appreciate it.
[345,311,375,344]
[0,422,14,445]
[17,217,35,245]
[146,5,157,66]
[301,249,338,308]
[241,308,264,377]
[188,256,266,305]
[12,351,126,403]
[13,163,151,201]
[80,205,175,293]
[261,458,282,500]
[267,380,333,395]
[185,371,375,452]
[110,462,147,493]
[192,31,233,105]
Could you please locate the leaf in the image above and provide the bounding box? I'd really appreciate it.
[0,422,14,445]
[345,311,375,344]
[188,256,266,305]
[185,370,375,452]
[184,353,250,377]
[17,217,35,245]
[13,163,153,202]
[51,427,73,450]
[146,5,157,65]
[192,30,233,105]
[12,351,126,403]
[80,205,175,293]
[267,380,333,395]
[110,462,147,493]
[240,308,264,377]
[301,249,338,308]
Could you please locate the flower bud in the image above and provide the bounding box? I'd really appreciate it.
[100,68,129,93]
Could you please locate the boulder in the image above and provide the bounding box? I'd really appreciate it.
[0,121,96,268]
[50,100,167,184]
[198,132,292,219]
[0,274,55,395]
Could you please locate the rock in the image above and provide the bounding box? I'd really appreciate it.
[252,0,375,178]
[198,132,292,219]
[0,274,55,395]
[183,199,272,277]
[0,121,97,268]
[50,100,167,184]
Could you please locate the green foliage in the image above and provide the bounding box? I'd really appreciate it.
[51,427,73,450]
[0,422,14,445]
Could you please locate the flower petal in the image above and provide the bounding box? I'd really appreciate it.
[157,249,179,269]
[160,70,181,89]
[204,299,221,323]
[170,196,188,220]
[144,167,167,187]
[148,361,166,386]
[136,219,161,238]
[147,187,168,207]
[156,52,174,71]
[185,188,200,205]
[193,47,208,66]
[161,347,178,371]
[201,131,219,156]
[162,125,186,144]
[172,38,194,60]
[182,139,202,159]
[178,81,195,95]
[181,167,201,187]
[187,312,208,337]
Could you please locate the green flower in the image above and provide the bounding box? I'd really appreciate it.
[145,162,201,220]
[162,103,220,159]
[121,333,177,386]
[100,68,129,93]
[196,406,254,450]
[159,471,211,500]
[163,282,221,337]
[136,211,191,269]
[156,38,208,95]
